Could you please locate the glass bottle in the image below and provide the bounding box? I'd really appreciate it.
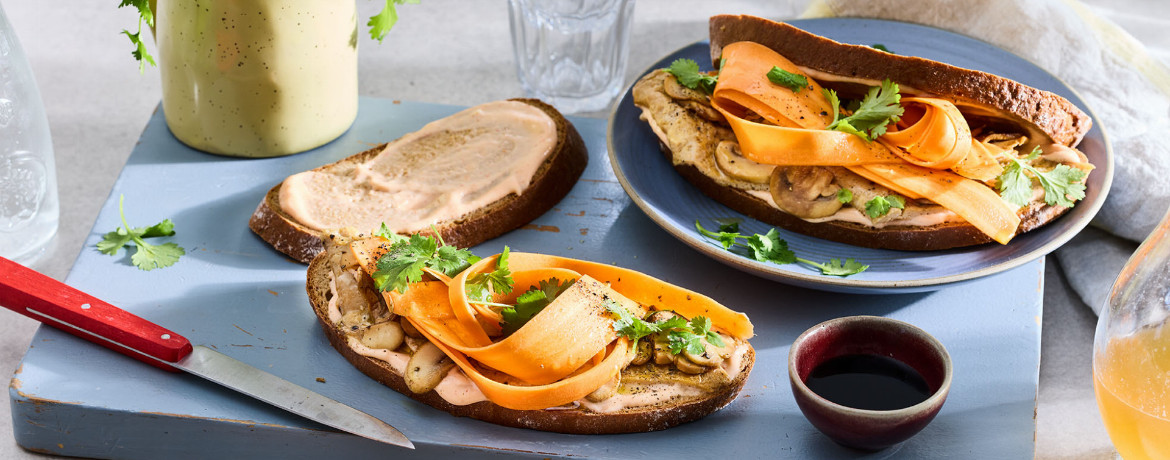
[1093,204,1170,460]
[0,3,58,265]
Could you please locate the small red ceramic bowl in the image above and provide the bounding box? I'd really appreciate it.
[788,316,952,450]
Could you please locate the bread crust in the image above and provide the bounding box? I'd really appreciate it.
[306,242,754,434]
[708,15,1092,147]
[250,98,588,263]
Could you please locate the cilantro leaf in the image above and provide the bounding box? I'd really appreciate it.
[766,67,808,93]
[826,79,904,141]
[996,147,1087,207]
[864,195,905,219]
[117,0,155,73]
[372,232,478,293]
[606,301,660,342]
[500,277,575,335]
[797,257,869,277]
[96,195,185,270]
[836,188,854,204]
[696,218,867,277]
[871,44,894,54]
[466,247,514,302]
[372,223,408,245]
[744,228,796,264]
[668,58,718,94]
[368,0,420,43]
[714,217,742,234]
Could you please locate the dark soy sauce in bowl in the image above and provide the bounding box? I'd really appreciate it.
[805,354,932,411]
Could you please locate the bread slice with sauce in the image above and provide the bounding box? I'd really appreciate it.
[305,237,755,434]
[631,15,1094,250]
[250,98,588,263]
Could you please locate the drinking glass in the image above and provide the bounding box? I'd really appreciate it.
[508,0,635,114]
[1093,204,1170,460]
[0,3,58,265]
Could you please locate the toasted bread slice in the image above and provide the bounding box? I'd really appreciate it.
[632,17,1091,251]
[306,238,755,434]
[251,98,588,263]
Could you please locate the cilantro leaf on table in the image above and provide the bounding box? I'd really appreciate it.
[824,79,904,141]
[372,232,479,293]
[695,219,869,277]
[996,147,1088,207]
[368,0,421,43]
[96,195,185,271]
[500,277,575,335]
[766,66,809,92]
[864,195,906,219]
[668,58,719,94]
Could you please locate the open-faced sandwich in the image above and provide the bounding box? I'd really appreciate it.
[251,98,587,263]
[306,231,755,434]
[633,15,1095,250]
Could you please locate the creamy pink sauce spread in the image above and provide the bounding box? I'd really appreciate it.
[280,100,557,234]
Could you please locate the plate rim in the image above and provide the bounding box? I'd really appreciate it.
[606,17,1114,292]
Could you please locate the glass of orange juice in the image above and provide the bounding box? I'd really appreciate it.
[1093,205,1170,460]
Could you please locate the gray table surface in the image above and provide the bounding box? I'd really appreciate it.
[2,0,1160,458]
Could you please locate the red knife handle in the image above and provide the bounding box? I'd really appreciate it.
[0,256,192,371]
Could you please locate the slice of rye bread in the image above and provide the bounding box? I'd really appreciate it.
[305,241,755,434]
[708,15,1092,148]
[250,98,588,264]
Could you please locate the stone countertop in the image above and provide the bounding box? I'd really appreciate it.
[3,0,1160,458]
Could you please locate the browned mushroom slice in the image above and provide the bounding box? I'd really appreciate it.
[769,166,844,218]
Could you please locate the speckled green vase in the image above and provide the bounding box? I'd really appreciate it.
[155,0,358,157]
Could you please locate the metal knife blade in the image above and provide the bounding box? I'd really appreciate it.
[0,256,413,449]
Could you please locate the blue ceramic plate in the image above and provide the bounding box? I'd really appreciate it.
[607,18,1112,294]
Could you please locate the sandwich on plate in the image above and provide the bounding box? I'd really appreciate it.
[250,99,587,263]
[306,232,755,433]
[633,15,1095,250]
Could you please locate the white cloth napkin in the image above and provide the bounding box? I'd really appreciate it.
[802,0,1170,314]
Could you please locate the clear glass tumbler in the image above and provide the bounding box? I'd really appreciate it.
[1093,204,1170,460]
[0,4,58,265]
[508,0,635,115]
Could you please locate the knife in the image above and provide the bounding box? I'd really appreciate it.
[0,256,413,449]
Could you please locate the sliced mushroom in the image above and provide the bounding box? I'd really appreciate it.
[769,166,844,218]
[630,338,652,366]
[675,356,710,374]
[652,335,675,365]
[715,141,774,184]
[360,321,405,350]
[404,342,455,394]
[683,338,725,367]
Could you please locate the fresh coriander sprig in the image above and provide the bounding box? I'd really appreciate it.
[499,277,575,335]
[465,247,515,303]
[823,79,904,141]
[667,58,718,94]
[96,195,185,271]
[695,220,869,276]
[368,0,421,42]
[371,231,480,293]
[996,147,1087,207]
[766,66,808,93]
[605,302,724,355]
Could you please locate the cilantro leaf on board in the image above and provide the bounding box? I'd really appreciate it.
[825,79,905,141]
[668,58,719,94]
[864,195,906,219]
[368,0,421,43]
[766,67,809,92]
[996,147,1088,207]
[96,195,185,271]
